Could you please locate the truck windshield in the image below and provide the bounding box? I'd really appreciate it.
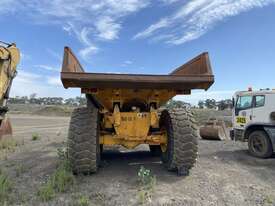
[236,95,252,109]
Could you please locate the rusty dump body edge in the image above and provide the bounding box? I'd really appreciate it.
[61,47,214,91]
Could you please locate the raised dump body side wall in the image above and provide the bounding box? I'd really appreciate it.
[61,47,214,111]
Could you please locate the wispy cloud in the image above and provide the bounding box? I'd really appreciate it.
[79,46,99,62]
[47,76,62,87]
[62,22,100,61]
[121,60,133,67]
[11,70,78,98]
[36,65,59,72]
[15,71,41,84]
[46,49,62,61]
[133,18,170,40]
[20,52,31,62]
[95,16,121,41]
[134,0,275,45]
[0,0,21,14]
[0,0,150,61]
[160,0,180,4]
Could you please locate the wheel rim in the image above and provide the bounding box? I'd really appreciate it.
[251,135,266,154]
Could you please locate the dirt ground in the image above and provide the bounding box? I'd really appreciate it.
[0,114,275,206]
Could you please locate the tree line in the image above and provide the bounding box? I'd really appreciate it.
[166,99,233,110]
[8,94,233,110]
[8,93,86,106]
[198,99,233,110]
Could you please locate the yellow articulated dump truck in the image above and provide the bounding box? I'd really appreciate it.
[61,47,214,176]
[0,41,20,139]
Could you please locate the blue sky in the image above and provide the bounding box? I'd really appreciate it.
[1,0,275,105]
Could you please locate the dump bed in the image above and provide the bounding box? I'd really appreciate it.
[61,47,214,91]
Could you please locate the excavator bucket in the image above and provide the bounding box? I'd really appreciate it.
[0,116,12,140]
[200,117,229,141]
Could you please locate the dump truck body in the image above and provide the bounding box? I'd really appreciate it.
[61,47,214,175]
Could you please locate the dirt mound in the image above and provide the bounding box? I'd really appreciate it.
[33,106,73,116]
[192,109,232,127]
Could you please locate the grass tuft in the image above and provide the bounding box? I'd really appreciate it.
[0,138,19,160]
[264,195,274,204]
[137,166,156,204]
[0,138,18,150]
[37,181,55,202]
[37,148,74,202]
[37,162,74,201]
[15,163,27,177]
[0,170,13,204]
[77,195,90,206]
[51,161,75,193]
[31,133,40,141]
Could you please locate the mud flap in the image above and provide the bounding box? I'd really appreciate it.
[263,127,275,153]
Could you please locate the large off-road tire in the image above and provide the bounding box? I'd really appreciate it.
[160,108,198,176]
[248,130,273,158]
[68,107,100,174]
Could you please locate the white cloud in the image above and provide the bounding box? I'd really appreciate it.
[95,16,121,40]
[135,0,275,45]
[79,46,99,62]
[10,70,79,98]
[124,60,133,65]
[46,49,62,61]
[36,65,60,72]
[0,0,150,61]
[62,22,99,61]
[0,0,21,14]
[121,60,133,67]
[161,0,180,3]
[134,18,170,39]
[19,52,31,63]
[47,76,62,87]
[15,71,41,84]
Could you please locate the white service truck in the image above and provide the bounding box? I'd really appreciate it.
[231,89,275,158]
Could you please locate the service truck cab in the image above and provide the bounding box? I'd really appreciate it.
[232,89,275,158]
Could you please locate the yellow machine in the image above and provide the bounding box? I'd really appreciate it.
[0,41,20,139]
[61,47,214,176]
